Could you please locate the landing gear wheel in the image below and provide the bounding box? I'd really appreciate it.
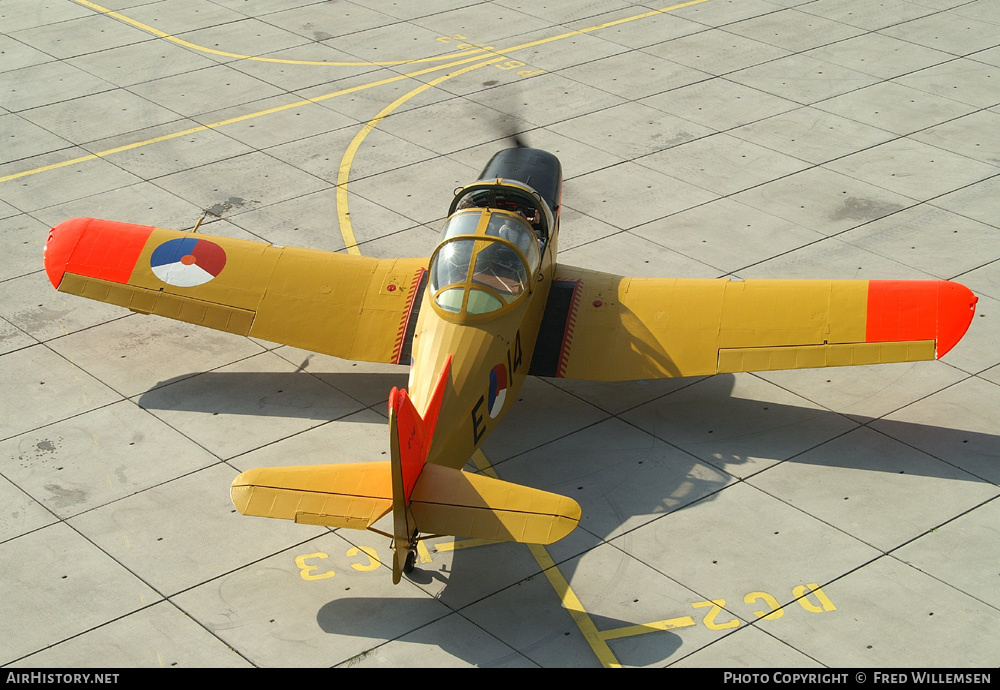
[403,549,416,574]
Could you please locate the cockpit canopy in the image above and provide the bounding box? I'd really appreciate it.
[429,209,540,318]
[449,180,551,250]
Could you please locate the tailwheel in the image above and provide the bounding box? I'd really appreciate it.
[403,528,418,574]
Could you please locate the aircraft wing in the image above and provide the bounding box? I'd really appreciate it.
[44,217,428,364]
[530,265,978,381]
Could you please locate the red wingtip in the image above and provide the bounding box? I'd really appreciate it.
[865,280,978,359]
[44,217,91,288]
[43,217,155,289]
[935,281,977,358]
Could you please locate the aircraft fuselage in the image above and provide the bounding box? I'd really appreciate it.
[406,148,563,469]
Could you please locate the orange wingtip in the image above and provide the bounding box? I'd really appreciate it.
[44,217,154,289]
[866,280,978,358]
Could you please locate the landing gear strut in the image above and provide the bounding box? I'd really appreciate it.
[396,528,418,576]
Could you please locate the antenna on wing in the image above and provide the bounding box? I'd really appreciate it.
[190,213,208,233]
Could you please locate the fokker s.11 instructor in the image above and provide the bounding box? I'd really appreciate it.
[43,147,978,583]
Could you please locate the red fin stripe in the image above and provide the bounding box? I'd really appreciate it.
[388,355,451,504]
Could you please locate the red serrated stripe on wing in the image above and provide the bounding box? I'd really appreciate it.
[393,268,427,365]
[556,279,583,378]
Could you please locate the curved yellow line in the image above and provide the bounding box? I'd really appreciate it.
[335,56,506,255]
[330,0,715,255]
[3,0,713,186]
[317,0,715,255]
[468,450,622,668]
[8,0,714,669]
[0,52,512,185]
[71,0,492,67]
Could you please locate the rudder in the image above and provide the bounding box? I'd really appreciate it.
[387,355,452,582]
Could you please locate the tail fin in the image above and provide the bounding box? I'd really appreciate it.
[231,352,581,584]
[387,355,452,583]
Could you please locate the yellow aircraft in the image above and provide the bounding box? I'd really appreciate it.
[43,147,978,583]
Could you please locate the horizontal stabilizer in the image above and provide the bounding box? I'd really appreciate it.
[231,463,391,530]
[410,464,581,544]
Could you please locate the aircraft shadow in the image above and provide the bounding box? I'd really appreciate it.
[135,363,996,664]
[306,370,996,666]
[137,369,998,485]
[136,371,408,419]
[489,373,999,485]
[316,596,683,668]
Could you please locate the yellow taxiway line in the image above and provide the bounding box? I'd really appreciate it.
[335,56,505,254]
[469,451,623,668]
[70,0,493,66]
[330,0,713,253]
[0,53,510,186]
[5,2,714,665]
[72,0,712,69]
[3,0,711,186]
[3,0,713,262]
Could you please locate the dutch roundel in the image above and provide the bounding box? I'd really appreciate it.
[150,237,226,287]
[488,363,508,419]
